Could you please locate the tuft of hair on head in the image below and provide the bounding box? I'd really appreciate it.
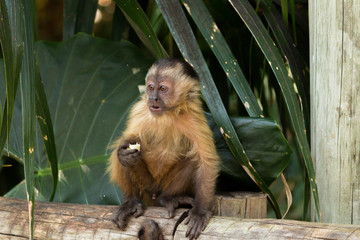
[151,58,199,82]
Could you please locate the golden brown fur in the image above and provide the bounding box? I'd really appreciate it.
[108,58,219,239]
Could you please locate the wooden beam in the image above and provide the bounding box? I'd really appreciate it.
[1,197,360,239]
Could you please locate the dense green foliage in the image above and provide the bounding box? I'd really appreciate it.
[0,0,313,238]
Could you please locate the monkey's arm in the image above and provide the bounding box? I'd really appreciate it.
[178,113,220,239]
[109,135,157,230]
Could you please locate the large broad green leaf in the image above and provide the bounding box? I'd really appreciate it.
[4,33,154,204]
[206,113,291,191]
[3,33,290,206]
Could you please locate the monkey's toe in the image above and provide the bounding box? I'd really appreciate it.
[111,212,127,230]
[133,202,145,218]
[112,218,127,230]
[184,208,211,239]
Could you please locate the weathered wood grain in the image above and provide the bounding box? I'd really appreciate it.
[214,192,267,218]
[1,196,360,239]
[310,0,360,223]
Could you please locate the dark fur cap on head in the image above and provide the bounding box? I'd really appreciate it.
[152,58,199,81]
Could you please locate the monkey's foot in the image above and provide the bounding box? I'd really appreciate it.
[184,207,212,240]
[111,199,145,230]
[158,196,194,218]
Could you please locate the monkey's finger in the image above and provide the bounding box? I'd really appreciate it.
[119,143,130,149]
[191,222,203,240]
[184,217,190,225]
[111,219,120,229]
[112,217,127,230]
[134,204,145,218]
[201,216,211,231]
[124,149,138,154]
[185,223,197,240]
[167,206,175,218]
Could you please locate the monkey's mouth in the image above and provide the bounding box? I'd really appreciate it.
[150,105,164,114]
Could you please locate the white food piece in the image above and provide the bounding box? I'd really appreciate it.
[127,143,141,151]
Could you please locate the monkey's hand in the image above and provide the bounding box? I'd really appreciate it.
[159,196,194,218]
[184,207,212,240]
[117,140,141,167]
[111,199,145,230]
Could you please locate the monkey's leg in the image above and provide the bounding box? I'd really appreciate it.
[157,159,196,218]
[160,159,214,239]
[111,160,156,230]
[184,163,216,240]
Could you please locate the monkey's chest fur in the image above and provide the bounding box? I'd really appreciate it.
[139,124,194,185]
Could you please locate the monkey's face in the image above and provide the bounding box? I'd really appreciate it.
[145,58,200,116]
[145,77,174,115]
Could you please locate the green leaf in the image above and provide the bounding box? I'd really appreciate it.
[289,0,297,44]
[63,0,79,40]
[21,1,37,238]
[155,0,282,218]
[280,0,288,27]
[0,0,24,156]
[111,5,127,41]
[63,0,97,40]
[75,0,98,34]
[5,33,153,204]
[3,33,291,209]
[182,0,262,117]
[229,0,320,219]
[35,71,58,202]
[113,0,168,59]
[206,113,291,190]
[260,0,310,140]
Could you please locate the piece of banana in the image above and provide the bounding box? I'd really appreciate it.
[127,143,141,151]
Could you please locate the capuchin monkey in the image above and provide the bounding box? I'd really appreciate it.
[108,58,220,239]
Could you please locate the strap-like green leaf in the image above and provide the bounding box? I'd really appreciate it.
[35,71,58,202]
[63,0,97,40]
[0,0,24,155]
[182,0,262,117]
[21,1,37,238]
[113,0,167,59]
[75,0,98,35]
[289,0,297,44]
[229,0,320,219]
[260,0,310,140]
[280,0,288,26]
[63,0,79,40]
[155,0,282,218]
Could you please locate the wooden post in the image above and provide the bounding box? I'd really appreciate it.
[310,0,360,223]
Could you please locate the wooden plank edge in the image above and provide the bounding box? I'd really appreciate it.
[1,197,360,239]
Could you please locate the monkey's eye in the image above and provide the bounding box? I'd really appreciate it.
[148,84,154,91]
[159,86,168,92]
